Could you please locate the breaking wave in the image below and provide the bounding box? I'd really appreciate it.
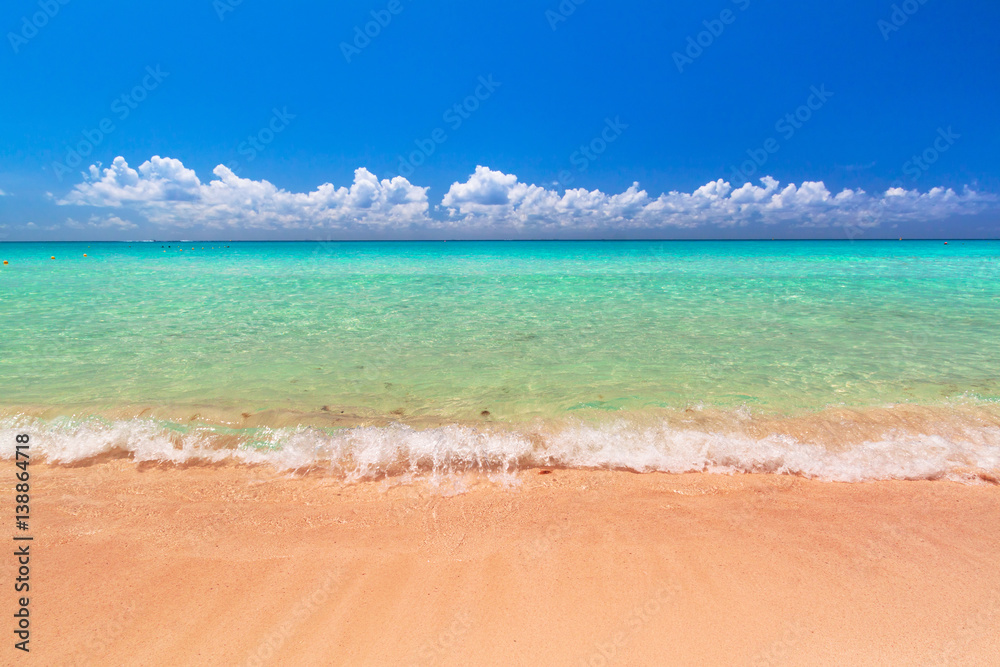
[3,406,999,483]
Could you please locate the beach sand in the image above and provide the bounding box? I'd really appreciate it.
[18,463,1000,666]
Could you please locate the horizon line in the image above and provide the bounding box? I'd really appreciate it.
[2,238,998,244]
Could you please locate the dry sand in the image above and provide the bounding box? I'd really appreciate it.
[11,463,1000,666]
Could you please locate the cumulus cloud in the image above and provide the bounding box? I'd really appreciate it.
[59,156,996,235]
[0,188,7,196]
[60,156,430,231]
[441,167,994,231]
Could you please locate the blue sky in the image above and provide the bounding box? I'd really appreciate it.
[1,0,998,240]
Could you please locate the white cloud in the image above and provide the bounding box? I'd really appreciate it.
[60,156,429,231]
[440,167,994,231]
[0,189,7,196]
[59,157,996,234]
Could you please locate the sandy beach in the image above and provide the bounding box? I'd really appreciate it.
[6,0,1000,662]
[13,463,999,666]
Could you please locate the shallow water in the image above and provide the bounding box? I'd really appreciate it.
[2,240,998,480]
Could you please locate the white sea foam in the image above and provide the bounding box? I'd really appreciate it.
[2,414,998,483]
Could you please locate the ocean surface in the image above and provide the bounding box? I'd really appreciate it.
[2,240,999,482]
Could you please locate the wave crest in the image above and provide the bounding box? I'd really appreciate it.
[3,410,999,483]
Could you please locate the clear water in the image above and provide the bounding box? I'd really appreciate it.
[2,240,999,481]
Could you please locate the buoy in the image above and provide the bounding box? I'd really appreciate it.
[83,254,87,257]
[50,256,55,260]
[944,242,948,245]
[2,260,7,265]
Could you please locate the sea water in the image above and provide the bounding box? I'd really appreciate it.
[2,240,998,481]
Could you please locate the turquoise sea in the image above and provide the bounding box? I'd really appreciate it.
[2,240,999,481]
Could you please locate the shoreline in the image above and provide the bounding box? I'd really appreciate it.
[5,402,1000,484]
[7,399,999,439]
[27,465,1000,665]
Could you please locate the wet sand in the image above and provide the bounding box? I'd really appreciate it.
[17,464,1000,666]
